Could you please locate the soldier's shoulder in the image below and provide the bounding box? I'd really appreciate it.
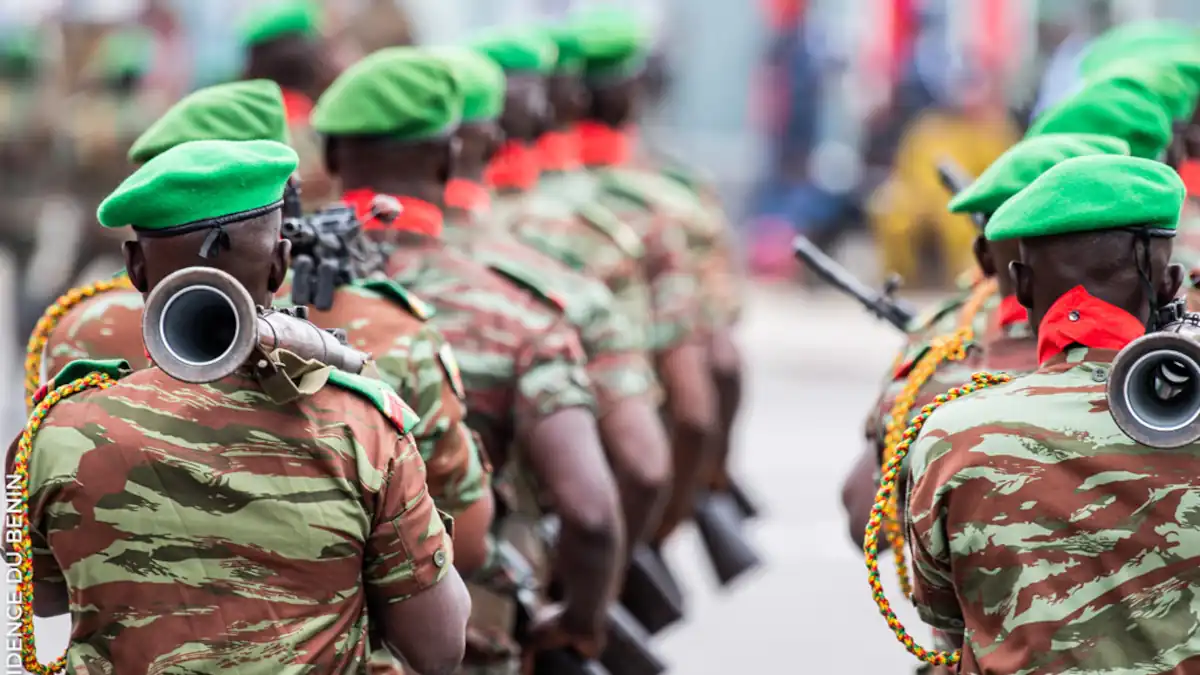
[325,370,420,436]
[34,358,133,406]
[484,259,569,314]
[600,167,698,213]
[352,277,437,321]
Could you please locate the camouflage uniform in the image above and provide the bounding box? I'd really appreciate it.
[495,185,653,354]
[39,276,489,514]
[383,236,595,674]
[8,359,452,674]
[905,343,1200,673]
[443,213,657,412]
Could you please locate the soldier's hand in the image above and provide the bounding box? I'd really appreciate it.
[527,604,605,660]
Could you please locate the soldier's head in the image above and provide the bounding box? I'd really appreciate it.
[988,155,1185,333]
[571,9,651,128]
[470,30,558,142]
[101,140,296,307]
[313,48,464,209]
[540,24,590,129]
[430,47,506,182]
[87,27,154,95]
[951,133,1133,298]
[240,1,337,98]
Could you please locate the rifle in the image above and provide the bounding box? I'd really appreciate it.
[620,543,686,634]
[533,520,669,675]
[793,235,917,332]
[935,157,986,230]
[281,202,385,311]
[494,541,610,675]
[693,490,763,587]
[728,478,761,520]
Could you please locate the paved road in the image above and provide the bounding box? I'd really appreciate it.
[4,279,938,673]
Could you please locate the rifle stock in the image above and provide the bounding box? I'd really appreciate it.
[792,235,916,331]
[935,157,986,230]
[727,478,761,521]
[620,544,686,634]
[694,490,763,587]
[602,603,669,675]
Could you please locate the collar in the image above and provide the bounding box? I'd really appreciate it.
[995,294,1029,329]
[444,179,492,215]
[484,141,541,193]
[1036,285,1145,365]
[536,129,582,172]
[1180,160,1200,198]
[341,189,443,238]
[280,88,314,125]
[577,121,631,167]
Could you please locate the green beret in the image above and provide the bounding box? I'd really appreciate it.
[1027,78,1173,160]
[985,155,1184,242]
[430,46,506,122]
[312,47,462,139]
[240,0,320,48]
[129,80,289,164]
[541,24,586,73]
[0,28,40,75]
[470,30,558,74]
[1084,59,1200,121]
[91,27,154,82]
[570,7,650,82]
[949,134,1131,217]
[98,139,298,232]
[1079,21,1200,77]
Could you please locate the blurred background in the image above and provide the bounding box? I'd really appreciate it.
[3,0,1200,670]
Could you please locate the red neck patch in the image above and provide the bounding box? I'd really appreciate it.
[577,121,631,167]
[444,179,492,215]
[1036,285,1145,365]
[341,189,443,238]
[484,141,541,192]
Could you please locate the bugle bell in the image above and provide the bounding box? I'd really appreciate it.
[143,266,367,383]
[1108,329,1200,448]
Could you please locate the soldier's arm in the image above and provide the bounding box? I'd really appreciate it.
[383,328,494,574]
[905,428,966,637]
[5,434,69,617]
[516,321,624,643]
[364,428,470,675]
[585,293,671,548]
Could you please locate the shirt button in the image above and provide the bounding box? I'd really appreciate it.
[1068,310,1081,322]
[433,549,447,568]
[1092,368,1108,383]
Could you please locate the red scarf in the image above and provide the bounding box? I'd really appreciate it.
[341,189,443,238]
[484,141,541,192]
[1036,285,1145,364]
[536,129,582,172]
[444,179,492,214]
[577,121,631,167]
[995,294,1029,329]
[281,88,314,126]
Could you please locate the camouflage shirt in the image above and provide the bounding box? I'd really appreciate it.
[535,169,701,352]
[905,344,1200,674]
[443,212,657,413]
[42,286,152,381]
[383,237,594,466]
[275,276,490,514]
[494,185,653,357]
[43,277,488,515]
[8,364,451,674]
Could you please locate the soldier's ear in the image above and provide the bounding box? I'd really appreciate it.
[1162,262,1185,306]
[1011,260,1033,309]
[972,235,996,278]
[268,238,291,294]
[123,240,148,293]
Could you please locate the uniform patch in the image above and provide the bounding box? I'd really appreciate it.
[328,369,420,434]
[486,262,568,313]
[357,277,434,321]
[438,343,466,401]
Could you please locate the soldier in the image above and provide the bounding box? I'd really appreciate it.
[551,13,719,550]
[902,154,1193,673]
[312,49,624,670]
[28,78,495,577]
[240,0,338,211]
[434,44,669,551]
[844,132,1134,548]
[5,138,470,674]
